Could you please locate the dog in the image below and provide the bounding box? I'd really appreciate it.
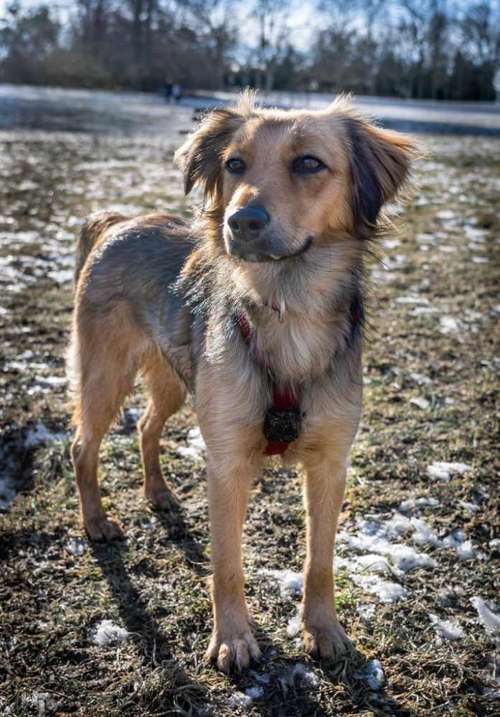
[68,94,415,673]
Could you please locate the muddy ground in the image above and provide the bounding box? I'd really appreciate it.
[0,89,499,716]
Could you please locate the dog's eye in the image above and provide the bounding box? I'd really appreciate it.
[292,155,327,175]
[225,158,246,175]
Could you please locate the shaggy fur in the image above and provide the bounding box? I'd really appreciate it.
[68,94,416,672]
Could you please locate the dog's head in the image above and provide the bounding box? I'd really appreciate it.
[176,94,416,263]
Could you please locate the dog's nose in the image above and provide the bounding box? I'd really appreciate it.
[227,205,270,240]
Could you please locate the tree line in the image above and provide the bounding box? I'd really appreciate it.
[0,0,498,101]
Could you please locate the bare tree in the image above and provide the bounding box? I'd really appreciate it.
[0,0,498,99]
[251,0,291,91]
[182,1,239,88]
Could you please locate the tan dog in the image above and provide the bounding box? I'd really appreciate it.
[68,94,415,672]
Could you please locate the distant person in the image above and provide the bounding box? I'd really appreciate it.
[172,83,183,103]
[164,80,173,102]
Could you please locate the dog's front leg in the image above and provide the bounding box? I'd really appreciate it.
[205,456,261,673]
[302,453,352,659]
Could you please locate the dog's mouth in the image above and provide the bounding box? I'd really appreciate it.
[268,236,313,261]
[227,235,314,264]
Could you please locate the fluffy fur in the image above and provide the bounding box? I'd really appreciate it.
[68,94,416,672]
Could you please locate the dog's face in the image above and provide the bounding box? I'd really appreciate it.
[176,97,416,262]
[219,115,353,262]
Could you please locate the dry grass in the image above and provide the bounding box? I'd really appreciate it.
[0,123,498,716]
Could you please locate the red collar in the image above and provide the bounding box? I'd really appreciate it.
[236,311,300,456]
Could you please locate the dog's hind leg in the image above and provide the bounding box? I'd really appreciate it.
[70,309,141,541]
[138,351,186,509]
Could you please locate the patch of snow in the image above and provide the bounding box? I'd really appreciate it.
[409,372,432,386]
[456,540,478,561]
[25,423,66,449]
[260,569,303,598]
[410,517,441,547]
[439,316,461,335]
[410,396,430,410]
[177,427,206,461]
[245,686,264,701]
[396,295,430,305]
[472,256,489,264]
[443,530,482,561]
[35,375,66,388]
[339,530,390,555]
[378,513,412,538]
[389,544,436,573]
[470,597,500,635]
[66,538,87,556]
[228,692,252,710]
[355,553,393,574]
[6,359,48,373]
[286,612,302,637]
[429,614,464,641]
[48,268,74,284]
[354,659,385,691]
[443,529,466,549]
[287,663,319,688]
[338,514,435,573]
[416,232,435,244]
[352,575,408,603]
[459,500,479,513]
[337,503,485,603]
[92,619,129,646]
[426,461,471,481]
[464,225,488,242]
[122,407,142,425]
[385,254,407,271]
[481,688,500,701]
[357,604,376,621]
[436,209,455,221]
[411,306,437,316]
[336,553,392,576]
[23,692,58,714]
[399,497,439,512]
[464,309,482,323]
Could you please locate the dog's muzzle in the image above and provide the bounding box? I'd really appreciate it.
[225,204,312,263]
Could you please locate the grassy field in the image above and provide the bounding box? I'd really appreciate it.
[0,114,499,716]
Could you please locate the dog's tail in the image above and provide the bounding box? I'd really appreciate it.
[74,211,126,286]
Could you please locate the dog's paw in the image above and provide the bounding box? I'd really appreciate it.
[143,483,180,512]
[84,515,125,541]
[205,628,261,673]
[303,617,351,660]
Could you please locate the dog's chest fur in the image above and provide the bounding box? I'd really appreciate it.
[227,246,362,385]
[242,301,349,383]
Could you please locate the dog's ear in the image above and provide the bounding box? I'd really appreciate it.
[346,116,417,235]
[175,108,244,198]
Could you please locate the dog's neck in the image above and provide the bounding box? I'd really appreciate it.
[225,238,364,383]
